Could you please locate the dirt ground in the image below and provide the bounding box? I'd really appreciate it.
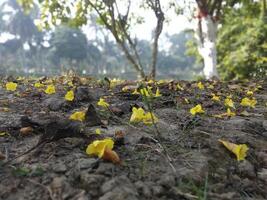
[0,76,267,200]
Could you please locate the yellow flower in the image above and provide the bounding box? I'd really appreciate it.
[147,80,154,84]
[143,112,159,125]
[207,84,214,89]
[34,82,44,88]
[130,107,158,125]
[69,111,86,122]
[130,107,145,123]
[246,90,253,96]
[132,89,140,95]
[65,90,75,101]
[176,83,184,91]
[197,82,204,90]
[219,139,249,161]
[155,88,162,97]
[226,108,236,117]
[97,98,109,108]
[140,88,150,97]
[68,81,74,87]
[240,97,257,108]
[86,138,114,158]
[224,97,234,108]
[45,85,56,94]
[211,93,220,101]
[157,80,166,84]
[95,128,101,135]
[6,82,17,91]
[190,104,204,116]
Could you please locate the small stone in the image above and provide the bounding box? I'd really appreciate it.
[238,160,256,179]
[44,97,65,111]
[95,163,114,175]
[52,163,67,173]
[78,158,97,169]
[80,173,106,196]
[135,181,151,197]
[257,168,267,183]
[99,176,138,200]
[157,173,176,188]
[151,185,164,196]
[75,87,96,102]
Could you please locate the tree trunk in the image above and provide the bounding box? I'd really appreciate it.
[194,14,219,79]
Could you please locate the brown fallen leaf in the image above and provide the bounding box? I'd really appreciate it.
[20,126,34,136]
[102,148,121,164]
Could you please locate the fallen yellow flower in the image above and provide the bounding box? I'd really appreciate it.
[240,97,257,108]
[176,83,184,91]
[140,88,150,97]
[130,107,145,123]
[65,90,75,101]
[6,82,17,91]
[226,108,236,117]
[45,85,56,94]
[143,112,159,125]
[95,128,101,135]
[197,82,204,90]
[219,139,249,161]
[34,82,45,88]
[155,88,162,97]
[224,97,234,108]
[190,104,204,116]
[246,90,253,96]
[211,93,220,101]
[132,89,140,95]
[86,138,114,158]
[69,111,85,122]
[97,98,110,108]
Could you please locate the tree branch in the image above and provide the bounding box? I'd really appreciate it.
[147,0,165,79]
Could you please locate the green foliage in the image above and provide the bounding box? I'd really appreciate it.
[217,2,267,80]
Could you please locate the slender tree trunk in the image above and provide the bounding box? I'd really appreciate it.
[149,0,164,80]
[262,0,266,18]
[194,14,219,79]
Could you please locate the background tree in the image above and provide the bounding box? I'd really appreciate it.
[217,0,267,79]
[19,0,166,79]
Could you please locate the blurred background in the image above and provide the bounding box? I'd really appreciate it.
[0,0,266,80]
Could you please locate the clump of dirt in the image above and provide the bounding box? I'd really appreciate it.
[0,77,267,200]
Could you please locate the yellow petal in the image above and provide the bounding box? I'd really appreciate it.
[6,82,17,91]
[190,104,204,116]
[197,82,204,90]
[95,128,101,135]
[69,111,85,122]
[65,90,75,101]
[219,139,249,161]
[224,98,234,108]
[86,138,114,158]
[155,88,162,97]
[143,112,158,125]
[130,107,145,123]
[97,98,109,108]
[34,82,44,88]
[44,85,56,94]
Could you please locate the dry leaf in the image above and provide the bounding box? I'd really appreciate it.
[20,126,34,136]
[102,148,121,164]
